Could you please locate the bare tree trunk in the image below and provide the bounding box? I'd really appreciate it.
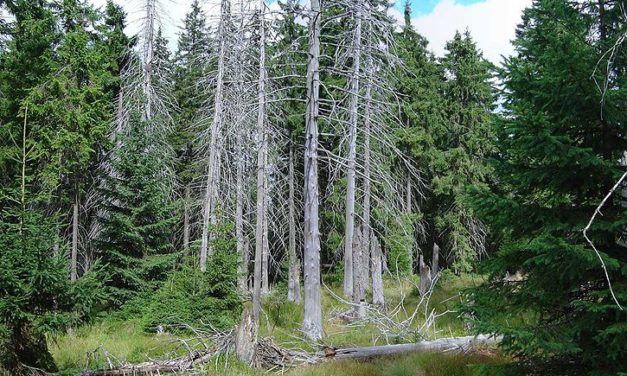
[236,164,246,290]
[371,234,384,306]
[353,226,365,317]
[405,177,411,214]
[302,0,323,340]
[362,52,378,304]
[419,254,432,296]
[288,143,301,303]
[200,0,229,272]
[262,173,269,293]
[142,0,156,121]
[253,1,268,320]
[343,0,363,300]
[432,243,440,277]
[183,185,190,250]
[71,192,79,282]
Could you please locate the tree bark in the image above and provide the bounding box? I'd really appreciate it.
[352,226,365,317]
[343,0,363,300]
[141,0,156,121]
[253,2,268,320]
[371,233,384,306]
[183,184,190,250]
[302,0,323,340]
[323,335,497,360]
[432,242,440,277]
[71,192,79,282]
[419,254,432,296]
[200,0,229,272]
[288,143,301,303]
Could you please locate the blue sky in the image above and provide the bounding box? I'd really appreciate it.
[86,0,531,64]
[401,0,486,15]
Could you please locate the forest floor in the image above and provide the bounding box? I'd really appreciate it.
[50,273,507,375]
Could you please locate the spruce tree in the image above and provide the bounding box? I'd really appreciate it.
[464,0,627,371]
[171,0,213,250]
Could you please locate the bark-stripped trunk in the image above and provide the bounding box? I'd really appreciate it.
[253,2,268,320]
[287,143,301,303]
[432,243,440,276]
[236,163,246,290]
[405,177,411,214]
[363,54,383,305]
[343,0,363,300]
[262,174,269,293]
[71,192,79,282]
[235,0,247,291]
[419,254,432,296]
[183,185,190,250]
[352,226,365,316]
[142,0,156,121]
[200,0,229,272]
[302,0,323,340]
[371,234,384,306]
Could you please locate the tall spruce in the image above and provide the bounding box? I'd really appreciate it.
[464,0,627,371]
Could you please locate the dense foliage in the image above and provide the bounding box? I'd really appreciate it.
[0,0,625,373]
[464,0,627,372]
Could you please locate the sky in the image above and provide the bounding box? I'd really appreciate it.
[87,0,532,64]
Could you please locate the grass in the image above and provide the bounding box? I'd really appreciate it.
[49,319,180,375]
[50,273,500,375]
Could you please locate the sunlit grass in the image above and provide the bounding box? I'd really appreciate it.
[51,273,496,375]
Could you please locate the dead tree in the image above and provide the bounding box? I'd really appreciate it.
[288,143,301,303]
[302,0,323,341]
[342,0,364,301]
[253,0,269,320]
[200,0,230,272]
[419,254,432,297]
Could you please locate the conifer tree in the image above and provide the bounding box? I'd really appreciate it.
[464,0,627,371]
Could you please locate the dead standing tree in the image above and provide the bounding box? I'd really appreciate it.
[200,0,231,271]
[302,0,323,341]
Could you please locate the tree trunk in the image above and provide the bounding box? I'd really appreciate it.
[432,242,440,277]
[288,143,301,303]
[323,335,497,361]
[141,0,156,121]
[343,0,363,300]
[352,226,365,317]
[71,192,79,282]
[200,0,229,272]
[302,0,323,341]
[235,308,258,366]
[183,184,190,250]
[419,254,432,296]
[253,2,268,320]
[371,233,384,306]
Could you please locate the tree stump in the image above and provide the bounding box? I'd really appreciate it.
[235,308,258,366]
[419,254,432,296]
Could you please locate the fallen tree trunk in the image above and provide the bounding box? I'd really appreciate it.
[319,335,498,361]
[79,335,498,374]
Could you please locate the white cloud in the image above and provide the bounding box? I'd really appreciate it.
[408,0,532,64]
[89,0,530,63]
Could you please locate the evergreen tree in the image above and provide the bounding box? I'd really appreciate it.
[435,31,495,272]
[97,112,178,307]
[464,0,627,371]
[171,0,213,250]
[97,14,177,308]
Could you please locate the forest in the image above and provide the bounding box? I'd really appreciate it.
[0,0,625,375]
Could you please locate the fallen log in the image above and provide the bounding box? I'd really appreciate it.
[78,335,498,374]
[319,335,498,361]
